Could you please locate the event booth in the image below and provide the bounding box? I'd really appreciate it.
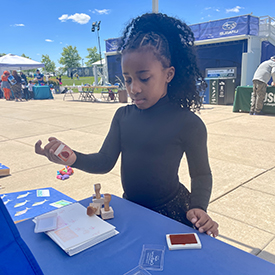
[104,15,275,105]
[0,54,54,100]
[0,54,44,76]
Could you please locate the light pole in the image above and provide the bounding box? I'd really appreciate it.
[91,21,103,84]
[82,58,84,67]
[152,0,158,13]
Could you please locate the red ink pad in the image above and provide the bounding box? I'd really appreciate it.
[61,151,70,159]
[54,144,73,162]
[166,233,201,250]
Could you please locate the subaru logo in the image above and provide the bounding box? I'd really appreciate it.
[222,21,237,30]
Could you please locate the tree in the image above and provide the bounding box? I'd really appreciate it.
[0,53,6,57]
[55,67,66,76]
[21,53,30,59]
[85,47,100,67]
[41,54,56,73]
[58,46,81,70]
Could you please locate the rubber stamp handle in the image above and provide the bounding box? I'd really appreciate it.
[94,183,101,199]
[104,194,111,211]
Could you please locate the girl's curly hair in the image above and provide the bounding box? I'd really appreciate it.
[118,13,202,111]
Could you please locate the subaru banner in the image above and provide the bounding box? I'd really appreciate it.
[190,15,259,41]
[105,38,121,52]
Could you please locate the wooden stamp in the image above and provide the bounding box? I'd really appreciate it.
[101,194,114,220]
[94,183,101,199]
[0,163,10,177]
[54,143,73,162]
[93,183,104,205]
[87,202,101,216]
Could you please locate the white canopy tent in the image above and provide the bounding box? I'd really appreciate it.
[0,54,44,76]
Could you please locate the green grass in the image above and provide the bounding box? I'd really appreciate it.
[26,75,116,93]
[59,76,116,93]
[60,76,95,86]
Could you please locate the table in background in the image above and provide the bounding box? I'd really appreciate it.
[17,196,275,275]
[233,86,275,114]
[64,85,118,102]
[33,85,53,99]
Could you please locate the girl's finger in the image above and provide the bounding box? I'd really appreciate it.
[35,140,45,156]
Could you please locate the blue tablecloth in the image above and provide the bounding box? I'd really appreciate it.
[0,194,43,274]
[33,85,53,99]
[16,196,275,275]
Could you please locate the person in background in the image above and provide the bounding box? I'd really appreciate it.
[76,73,79,80]
[56,76,62,85]
[45,74,49,84]
[20,72,27,84]
[250,56,275,115]
[1,71,11,100]
[0,80,3,98]
[28,80,34,99]
[22,81,29,101]
[34,69,44,85]
[11,71,22,101]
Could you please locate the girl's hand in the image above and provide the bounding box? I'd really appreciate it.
[186,208,219,238]
[35,137,76,166]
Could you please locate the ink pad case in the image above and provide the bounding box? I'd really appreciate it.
[34,212,58,233]
[166,233,202,250]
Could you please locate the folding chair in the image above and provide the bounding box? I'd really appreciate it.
[101,89,118,101]
[86,87,96,101]
[63,87,74,101]
[77,86,87,101]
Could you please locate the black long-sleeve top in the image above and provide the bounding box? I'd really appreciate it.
[73,95,212,211]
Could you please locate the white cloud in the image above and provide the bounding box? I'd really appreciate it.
[11,24,25,27]
[93,9,110,15]
[58,13,91,24]
[58,14,69,22]
[204,7,220,12]
[45,39,54,42]
[226,6,244,13]
[60,42,62,44]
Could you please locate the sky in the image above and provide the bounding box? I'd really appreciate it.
[1,0,274,69]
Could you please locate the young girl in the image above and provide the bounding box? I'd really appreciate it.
[35,13,219,237]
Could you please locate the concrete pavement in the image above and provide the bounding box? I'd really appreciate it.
[0,93,274,265]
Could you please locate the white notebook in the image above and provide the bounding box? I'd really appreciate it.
[33,202,119,256]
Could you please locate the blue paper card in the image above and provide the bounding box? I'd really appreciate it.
[1,187,76,222]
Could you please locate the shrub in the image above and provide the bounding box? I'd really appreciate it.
[31,78,59,86]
